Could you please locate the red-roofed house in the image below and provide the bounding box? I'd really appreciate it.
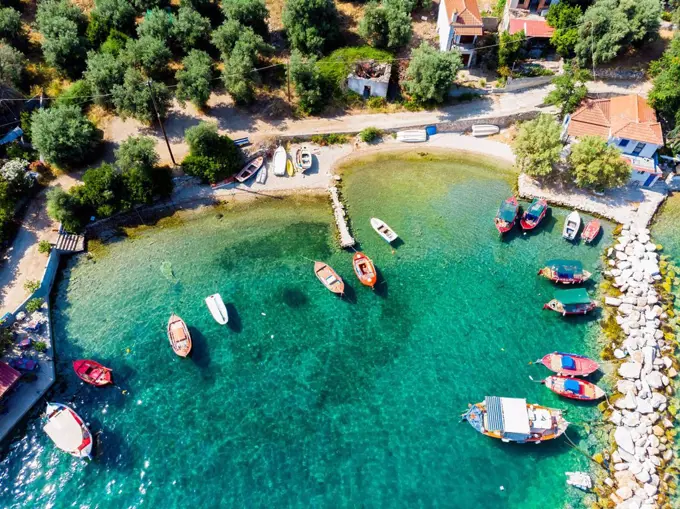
[502,0,558,41]
[564,94,665,187]
[437,0,484,67]
[0,361,21,401]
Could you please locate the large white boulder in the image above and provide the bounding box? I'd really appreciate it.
[615,426,636,454]
[619,362,642,380]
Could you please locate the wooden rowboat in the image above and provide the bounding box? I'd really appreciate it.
[353,252,377,288]
[543,376,606,401]
[234,156,264,183]
[520,198,548,231]
[167,314,192,357]
[73,359,112,387]
[370,217,398,243]
[582,219,601,244]
[538,352,599,377]
[495,197,519,234]
[314,261,344,294]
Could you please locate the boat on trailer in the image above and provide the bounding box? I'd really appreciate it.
[538,259,592,284]
[495,197,519,234]
[582,219,601,244]
[314,262,345,295]
[520,198,548,230]
[542,376,606,401]
[563,211,581,241]
[73,359,112,386]
[370,217,398,243]
[544,288,597,316]
[205,293,228,325]
[538,352,599,377]
[463,396,569,443]
[234,156,264,183]
[43,402,93,459]
[353,252,377,288]
[167,314,192,357]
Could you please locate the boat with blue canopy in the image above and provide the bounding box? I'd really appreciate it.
[520,198,548,231]
[538,260,592,284]
[543,288,597,315]
[494,197,519,234]
[543,376,605,401]
[463,396,569,443]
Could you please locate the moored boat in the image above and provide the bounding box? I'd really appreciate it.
[273,146,287,176]
[234,156,265,183]
[520,198,548,230]
[463,396,569,443]
[543,376,606,401]
[562,211,581,241]
[544,288,597,315]
[538,352,599,377]
[471,124,500,137]
[538,259,592,284]
[582,219,601,244]
[73,359,112,386]
[495,197,519,234]
[370,217,398,243]
[205,293,228,325]
[314,261,344,294]
[167,314,192,357]
[256,162,268,184]
[352,252,377,288]
[43,402,93,459]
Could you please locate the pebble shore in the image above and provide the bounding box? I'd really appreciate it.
[600,223,677,508]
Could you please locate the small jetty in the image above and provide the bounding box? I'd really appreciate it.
[328,186,355,248]
[55,227,85,253]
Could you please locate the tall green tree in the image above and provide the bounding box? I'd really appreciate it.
[221,29,272,104]
[544,61,591,118]
[290,50,326,114]
[112,68,172,123]
[569,135,630,190]
[46,187,84,232]
[31,106,103,167]
[221,0,269,38]
[0,44,25,88]
[182,122,242,183]
[0,7,23,47]
[176,49,214,109]
[36,0,89,76]
[282,0,340,55]
[122,35,172,77]
[546,2,583,58]
[137,7,175,40]
[211,19,244,56]
[498,30,525,71]
[84,50,126,106]
[512,114,563,177]
[575,0,660,65]
[648,35,680,128]
[403,42,463,103]
[115,135,159,172]
[172,7,212,50]
[93,0,137,33]
[359,1,411,50]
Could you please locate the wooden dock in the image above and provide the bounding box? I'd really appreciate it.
[329,187,355,248]
[55,227,85,253]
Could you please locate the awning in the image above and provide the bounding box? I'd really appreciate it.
[554,288,591,305]
[546,259,583,277]
[500,397,530,434]
[43,408,83,452]
[0,361,20,399]
[0,127,23,146]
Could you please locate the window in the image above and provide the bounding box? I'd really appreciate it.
[618,139,628,147]
[631,142,645,156]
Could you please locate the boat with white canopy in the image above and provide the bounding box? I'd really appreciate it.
[43,402,93,459]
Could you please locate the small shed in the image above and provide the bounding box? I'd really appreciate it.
[347,61,391,99]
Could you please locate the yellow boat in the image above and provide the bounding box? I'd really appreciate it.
[286,158,294,176]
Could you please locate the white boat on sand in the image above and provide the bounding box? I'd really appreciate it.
[370,217,398,243]
[563,211,581,241]
[471,124,500,137]
[256,162,267,184]
[43,402,93,459]
[396,130,427,143]
[205,294,228,324]
[273,146,287,176]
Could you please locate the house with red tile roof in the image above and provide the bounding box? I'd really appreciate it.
[0,361,21,401]
[564,94,665,187]
[437,0,484,67]
[502,0,557,41]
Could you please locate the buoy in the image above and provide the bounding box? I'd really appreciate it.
[500,486,505,491]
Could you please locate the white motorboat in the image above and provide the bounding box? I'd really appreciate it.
[205,293,228,324]
[299,147,312,171]
[562,211,581,241]
[43,402,93,459]
[396,130,427,143]
[471,124,500,137]
[370,217,398,243]
[256,162,268,184]
[273,146,287,176]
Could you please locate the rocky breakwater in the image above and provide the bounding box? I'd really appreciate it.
[601,223,678,508]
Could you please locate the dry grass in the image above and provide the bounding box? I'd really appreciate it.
[599,30,674,72]
[266,0,286,32]
[71,0,95,13]
[87,105,114,130]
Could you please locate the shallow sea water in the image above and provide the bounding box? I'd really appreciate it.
[0,153,613,508]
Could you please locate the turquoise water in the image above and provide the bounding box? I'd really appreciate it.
[0,153,612,508]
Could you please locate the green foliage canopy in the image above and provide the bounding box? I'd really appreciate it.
[176,49,213,108]
[182,122,243,183]
[290,50,326,114]
[359,1,412,50]
[36,0,89,76]
[221,0,269,38]
[544,61,591,118]
[0,7,23,46]
[112,68,171,123]
[403,42,463,103]
[569,135,631,190]
[512,113,563,177]
[84,50,126,105]
[282,0,340,55]
[0,44,24,88]
[172,7,211,50]
[546,2,583,58]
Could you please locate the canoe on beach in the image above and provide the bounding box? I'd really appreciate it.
[73,359,113,386]
[234,156,265,183]
[353,252,377,288]
[314,261,344,294]
[167,314,192,357]
[542,376,606,401]
[538,352,599,377]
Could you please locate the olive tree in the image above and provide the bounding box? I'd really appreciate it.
[512,114,563,177]
[36,0,89,76]
[176,50,213,109]
[221,0,269,38]
[290,50,326,114]
[0,44,25,88]
[404,42,463,103]
[137,7,175,40]
[359,1,412,50]
[0,7,23,46]
[122,35,172,77]
[93,0,137,33]
[31,106,102,167]
[112,68,171,123]
[282,0,339,55]
[172,7,211,50]
[569,136,630,190]
[115,135,159,172]
[84,51,126,105]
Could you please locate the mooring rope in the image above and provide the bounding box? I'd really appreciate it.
[563,430,609,472]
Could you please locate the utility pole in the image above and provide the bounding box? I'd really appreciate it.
[146,79,176,166]
[287,62,291,102]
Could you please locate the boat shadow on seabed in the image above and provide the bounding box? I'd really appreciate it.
[188,327,211,370]
[225,303,242,333]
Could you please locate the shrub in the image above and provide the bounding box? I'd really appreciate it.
[25,298,44,314]
[34,341,47,352]
[186,122,222,155]
[182,122,243,183]
[38,240,51,254]
[512,114,562,178]
[221,0,269,38]
[367,96,387,109]
[36,0,89,77]
[176,49,213,109]
[359,127,382,142]
[31,106,103,168]
[404,43,463,103]
[311,133,348,145]
[112,68,172,123]
[498,30,525,69]
[318,46,393,91]
[0,44,25,89]
[84,51,126,106]
[544,61,590,118]
[54,80,93,109]
[661,11,672,22]
[181,154,225,183]
[282,0,340,55]
[86,11,110,48]
[24,279,40,293]
[569,136,631,190]
[0,326,13,356]
[101,29,129,56]
[115,136,159,172]
[46,188,85,232]
[290,50,327,114]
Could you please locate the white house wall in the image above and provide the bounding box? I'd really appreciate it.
[437,2,453,51]
[347,77,389,98]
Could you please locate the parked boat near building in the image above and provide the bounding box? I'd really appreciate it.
[520,198,548,231]
[562,211,581,241]
[495,197,519,234]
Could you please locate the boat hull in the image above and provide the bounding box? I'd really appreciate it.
[43,402,93,459]
[544,376,605,401]
[370,217,398,243]
[353,252,377,288]
[234,156,264,183]
[544,300,597,315]
[520,199,547,230]
[495,197,519,234]
[582,219,601,244]
[539,352,599,377]
[273,147,287,176]
[538,267,592,284]
[205,294,228,325]
[314,261,345,294]
[73,359,112,386]
[167,314,192,357]
[562,211,581,240]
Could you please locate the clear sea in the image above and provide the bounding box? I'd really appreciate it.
[0,152,614,508]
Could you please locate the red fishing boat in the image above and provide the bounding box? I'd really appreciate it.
[582,219,601,244]
[544,289,597,316]
[520,198,548,230]
[494,197,519,234]
[352,252,377,288]
[73,359,113,387]
[538,352,599,377]
[538,260,592,284]
[543,376,605,401]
